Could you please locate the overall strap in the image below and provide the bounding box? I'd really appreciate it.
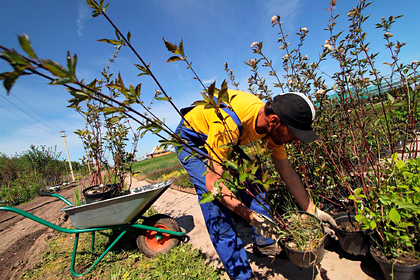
[213,96,243,136]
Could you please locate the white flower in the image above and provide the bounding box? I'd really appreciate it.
[300,27,308,32]
[250,42,259,48]
[211,187,219,196]
[303,54,308,60]
[316,89,326,94]
[323,43,333,50]
[282,54,289,60]
[325,39,329,44]
[288,79,293,85]
[271,15,278,24]
[249,58,256,65]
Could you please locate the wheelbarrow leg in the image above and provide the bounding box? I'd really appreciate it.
[70,229,129,277]
[91,232,95,253]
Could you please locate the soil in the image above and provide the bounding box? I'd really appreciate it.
[370,246,420,266]
[0,177,386,280]
[337,221,362,232]
[0,183,76,280]
[84,184,115,194]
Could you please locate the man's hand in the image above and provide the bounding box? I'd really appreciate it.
[309,207,338,240]
[249,212,280,241]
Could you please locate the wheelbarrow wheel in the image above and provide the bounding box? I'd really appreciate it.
[137,214,181,258]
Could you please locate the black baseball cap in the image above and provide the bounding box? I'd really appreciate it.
[271,92,319,142]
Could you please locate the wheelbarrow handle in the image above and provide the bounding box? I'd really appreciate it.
[41,192,73,206]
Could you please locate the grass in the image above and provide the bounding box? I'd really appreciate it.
[132,153,193,188]
[132,153,181,179]
[22,207,223,280]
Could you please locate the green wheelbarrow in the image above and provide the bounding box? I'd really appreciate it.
[0,180,186,277]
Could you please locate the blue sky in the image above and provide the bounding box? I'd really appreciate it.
[0,0,419,164]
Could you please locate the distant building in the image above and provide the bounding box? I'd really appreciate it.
[147,146,172,159]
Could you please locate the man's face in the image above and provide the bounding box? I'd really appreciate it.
[269,122,299,146]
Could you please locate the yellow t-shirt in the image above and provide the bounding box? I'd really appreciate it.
[183,90,287,161]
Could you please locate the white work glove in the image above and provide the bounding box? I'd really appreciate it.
[309,206,338,240]
[249,212,280,241]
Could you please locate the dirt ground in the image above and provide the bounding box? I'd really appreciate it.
[0,177,385,280]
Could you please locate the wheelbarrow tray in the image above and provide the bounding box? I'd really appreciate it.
[60,180,172,229]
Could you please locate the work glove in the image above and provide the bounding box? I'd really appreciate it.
[309,206,338,240]
[249,211,280,241]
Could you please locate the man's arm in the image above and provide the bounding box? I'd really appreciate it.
[206,161,254,222]
[271,156,315,212]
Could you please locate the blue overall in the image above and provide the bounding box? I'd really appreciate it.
[175,104,274,280]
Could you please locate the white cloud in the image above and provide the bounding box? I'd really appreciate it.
[203,77,216,84]
[77,1,90,37]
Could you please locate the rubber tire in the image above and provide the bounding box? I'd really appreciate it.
[136,214,181,258]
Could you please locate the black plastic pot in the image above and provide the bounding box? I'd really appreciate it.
[333,212,371,256]
[282,212,325,268]
[83,183,118,204]
[371,247,420,280]
[284,239,325,268]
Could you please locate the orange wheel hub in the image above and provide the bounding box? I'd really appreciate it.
[145,224,172,251]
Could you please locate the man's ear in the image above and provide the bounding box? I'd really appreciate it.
[269,114,281,126]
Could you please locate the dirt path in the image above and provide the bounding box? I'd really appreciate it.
[0,183,78,280]
[0,178,385,279]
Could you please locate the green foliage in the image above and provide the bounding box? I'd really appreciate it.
[23,217,222,279]
[350,155,420,262]
[0,146,81,205]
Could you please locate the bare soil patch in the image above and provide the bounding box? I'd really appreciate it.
[0,183,77,280]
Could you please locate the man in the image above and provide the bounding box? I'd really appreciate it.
[175,90,336,280]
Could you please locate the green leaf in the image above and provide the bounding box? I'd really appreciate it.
[239,172,247,183]
[97,39,122,45]
[18,34,37,59]
[0,49,30,67]
[398,222,414,228]
[67,51,77,77]
[0,71,20,92]
[178,38,185,56]
[135,64,150,77]
[96,106,118,113]
[50,77,75,85]
[391,152,398,162]
[68,89,90,100]
[191,100,208,106]
[42,59,71,77]
[86,0,100,9]
[225,161,238,170]
[199,191,215,204]
[398,202,420,212]
[389,207,401,224]
[252,180,263,185]
[370,221,376,229]
[265,178,277,185]
[166,56,183,63]
[163,38,182,55]
[396,160,405,170]
[108,116,121,124]
[355,214,364,222]
[127,31,131,42]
